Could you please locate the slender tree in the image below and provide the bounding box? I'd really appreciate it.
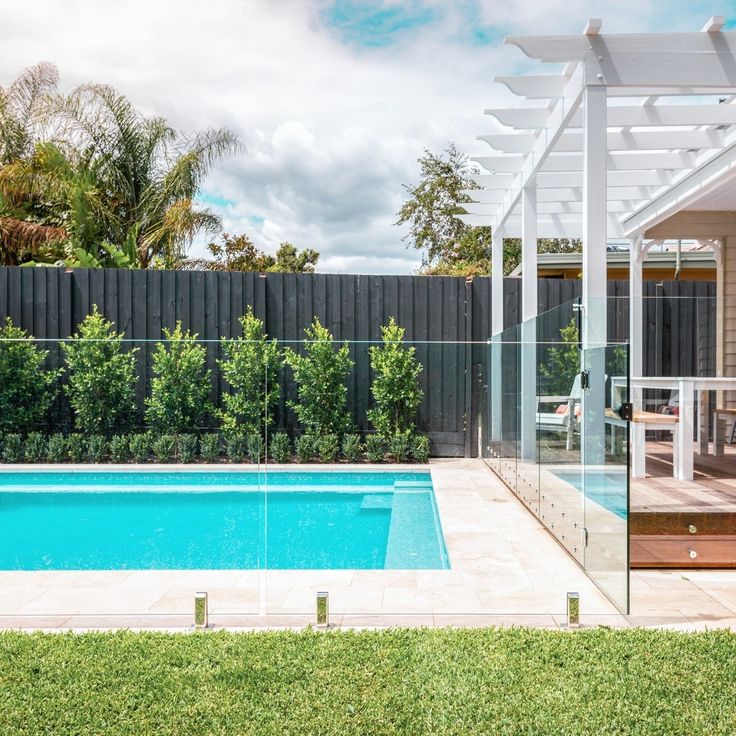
[396,143,581,275]
[284,319,353,436]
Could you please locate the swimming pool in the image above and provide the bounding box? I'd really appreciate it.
[553,471,628,519]
[0,471,449,571]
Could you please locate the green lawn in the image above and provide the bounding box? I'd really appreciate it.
[1,628,734,735]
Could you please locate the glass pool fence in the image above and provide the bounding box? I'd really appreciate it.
[0,322,631,624]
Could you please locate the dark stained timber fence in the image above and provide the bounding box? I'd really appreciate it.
[0,267,716,456]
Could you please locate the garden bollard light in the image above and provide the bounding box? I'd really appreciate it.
[567,592,580,628]
[195,591,208,629]
[316,591,329,628]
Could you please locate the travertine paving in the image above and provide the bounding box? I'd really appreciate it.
[0,460,733,631]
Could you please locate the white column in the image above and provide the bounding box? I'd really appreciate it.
[630,236,645,478]
[491,228,504,444]
[492,228,504,337]
[520,181,537,461]
[582,84,607,466]
[521,183,538,323]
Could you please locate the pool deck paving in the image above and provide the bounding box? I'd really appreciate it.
[0,459,734,632]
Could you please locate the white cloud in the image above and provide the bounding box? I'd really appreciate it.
[0,0,726,272]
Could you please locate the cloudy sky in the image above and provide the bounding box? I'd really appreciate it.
[2,0,735,273]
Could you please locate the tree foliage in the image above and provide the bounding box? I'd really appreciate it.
[218,307,281,437]
[145,323,212,434]
[284,319,353,436]
[187,233,319,273]
[367,318,423,440]
[397,143,581,276]
[61,307,138,435]
[539,317,580,396]
[0,63,240,268]
[0,317,58,434]
[396,143,488,268]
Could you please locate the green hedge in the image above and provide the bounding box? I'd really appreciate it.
[0,628,734,736]
[0,431,430,464]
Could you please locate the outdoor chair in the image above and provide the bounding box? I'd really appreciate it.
[536,374,582,451]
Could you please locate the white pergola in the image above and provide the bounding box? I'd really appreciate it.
[464,17,736,467]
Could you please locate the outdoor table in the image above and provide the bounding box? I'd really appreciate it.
[625,377,736,481]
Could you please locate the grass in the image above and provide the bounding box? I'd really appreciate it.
[0,627,734,735]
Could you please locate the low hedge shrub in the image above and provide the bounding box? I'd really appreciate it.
[247,433,263,463]
[341,433,362,462]
[129,433,150,463]
[67,434,86,463]
[411,434,430,463]
[24,432,46,463]
[1,433,22,463]
[318,433,339,463]
[295,434,316,463]
[200,433,220,463]
[270,433,290,463]
[177,434,198,464]
[46,434,67,463]
[388,431,411,462]
[365,434,384,463]
[87,435,107,463]
[152,434,177,463]
[109,435,129,464]
[226,434,246,463]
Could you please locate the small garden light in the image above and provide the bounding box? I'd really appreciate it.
[316,591,329,628]
[194,591,208,629]
[567,592,580,629]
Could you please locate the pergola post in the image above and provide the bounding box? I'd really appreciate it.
[491,228,504,443]
[581,84,607,466]
[520,180,538,461]
[630,236,645,478]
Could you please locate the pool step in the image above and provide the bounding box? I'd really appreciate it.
[360,494,393,510]
[393,479,433,490]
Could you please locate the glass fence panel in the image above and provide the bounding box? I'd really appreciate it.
[481,298,631,615]
[493,325,521,493]
[582,344,630,614]
[536,330,586,566]
[260,340,453,622]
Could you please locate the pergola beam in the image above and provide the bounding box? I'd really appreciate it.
[506,30,736,64]
[470,170,671,190]
[462,185,655,204]
[486,103,736,130]
[479,129,725,154]
[495,75,736,100]
[474,150,694,175]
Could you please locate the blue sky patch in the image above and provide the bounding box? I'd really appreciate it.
[321,0,439,47]
[199,191,235,208]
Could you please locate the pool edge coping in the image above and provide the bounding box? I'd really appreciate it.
[0,463,430,473]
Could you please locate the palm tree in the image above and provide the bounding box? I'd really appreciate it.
[0,64,241,268]
[0,62,68,264]
[54,84,241,268]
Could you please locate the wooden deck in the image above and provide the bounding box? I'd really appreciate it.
[632,441,736,513]
[631,440,736,568]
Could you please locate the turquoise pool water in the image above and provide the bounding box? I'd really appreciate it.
[0,471,449,571]
[554,471,628,519]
